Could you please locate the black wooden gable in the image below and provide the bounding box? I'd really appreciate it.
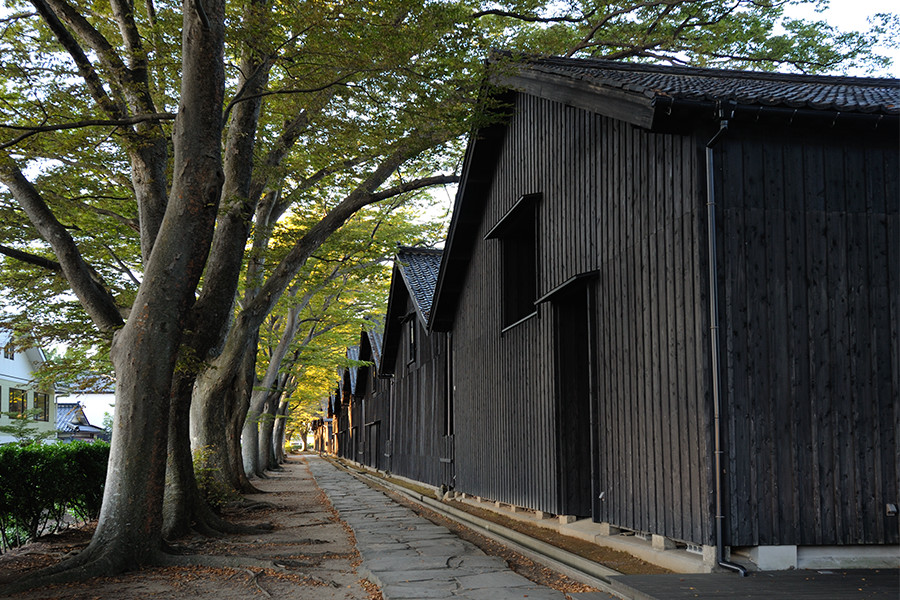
[430,56,900,333]
[362,327,383,369]
[353,326,384,397]
[381,246,443,374]
[345,345,359,393]
[430,119,508,332]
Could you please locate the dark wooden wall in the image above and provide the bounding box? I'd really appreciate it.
[357,333,393,472]
[716,128,900,546]
[336,371,354,460]
[364,374,392,471]
[450,90,898,547]
[386,293,449,487]
[451,94,715,544]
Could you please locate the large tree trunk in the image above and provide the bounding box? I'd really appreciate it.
[273,399,289,464]
[241,399,263,478]
[191,366,259,494]
[166,368,265,538]
[2,4,227,586]
[257,392,280,471]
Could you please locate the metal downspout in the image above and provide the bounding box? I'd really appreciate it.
[705,108,748,577]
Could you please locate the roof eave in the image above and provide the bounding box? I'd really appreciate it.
[491,69,656,130]
[379,264,408,375]
[430,115,510,333]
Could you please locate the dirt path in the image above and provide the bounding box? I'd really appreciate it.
[0,457,377,600]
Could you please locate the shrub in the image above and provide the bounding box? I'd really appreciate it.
[0,441,109,552]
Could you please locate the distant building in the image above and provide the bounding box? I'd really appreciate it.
[0,330,58,445]
[56,402,108,442]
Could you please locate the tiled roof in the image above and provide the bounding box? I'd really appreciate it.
[55,403,79,432]
[55,402,104,434]
[346,346,360,391]
[523,57,900,114]
[396,246,443,323]
[365,328,384,368]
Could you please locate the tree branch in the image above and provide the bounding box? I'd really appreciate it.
[39,0,152,115]
[102,243,141,286]
[241,127,453,331]
[470,9,589,23]
[565,0,681,57]
[0,113,176,149]
[0,244,62,272]
[29,0,128,119]
[368,174,459,203]
[0,155,124,333]
[62,195,139,233]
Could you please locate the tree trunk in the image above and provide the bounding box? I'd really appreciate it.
[273,399,289,463]
[191,367,258,494]
[241,399,262,478]
[257,392,280,471]
[163,372,197,539]
[5,2,228,584]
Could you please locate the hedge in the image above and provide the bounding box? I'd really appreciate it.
[0,440,109,552]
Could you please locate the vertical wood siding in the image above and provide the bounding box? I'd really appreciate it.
[386,293,448,486]
[451,94,714,541]
[365,369,392,472]
[717,130,900,546]
[448,92,897,547]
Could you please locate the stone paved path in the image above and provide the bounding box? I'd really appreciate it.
[305,455,607,600]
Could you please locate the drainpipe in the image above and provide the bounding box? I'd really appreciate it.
[705,103,748,577]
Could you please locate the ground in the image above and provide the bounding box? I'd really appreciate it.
[0,455,654,599]
[0,457,376,600]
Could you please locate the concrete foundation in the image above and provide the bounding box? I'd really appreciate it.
[733,545,900,570]
[652,534,676,551]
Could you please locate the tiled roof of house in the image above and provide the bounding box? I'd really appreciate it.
[521,57,900,114]
[396,246,443,323]
[55,402,104,434]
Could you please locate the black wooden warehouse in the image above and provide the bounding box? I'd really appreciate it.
[352,327,391,471]
[378,246,453,488]
[423,57,899,569]
[322,57,899,571]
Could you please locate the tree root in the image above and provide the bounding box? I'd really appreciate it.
[225,498,276,512]
[243,568,272,598]
[0,547,341,596]
[194,497,275,535]
[157,552,287,571]
[0,544,160,595]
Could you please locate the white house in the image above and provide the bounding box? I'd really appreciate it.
[0,330,57,444]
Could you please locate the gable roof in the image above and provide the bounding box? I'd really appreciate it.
[1,328,48,377]
[56,402,105,435]
[429,56,899,332]
[396,246,443,324]
[345,346,360,393]
[493,56,900,131]
[364,328,384,369]
[352,325,385,396]
[380,246,444,374]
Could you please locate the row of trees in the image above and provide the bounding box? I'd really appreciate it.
[0,0,893,589]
